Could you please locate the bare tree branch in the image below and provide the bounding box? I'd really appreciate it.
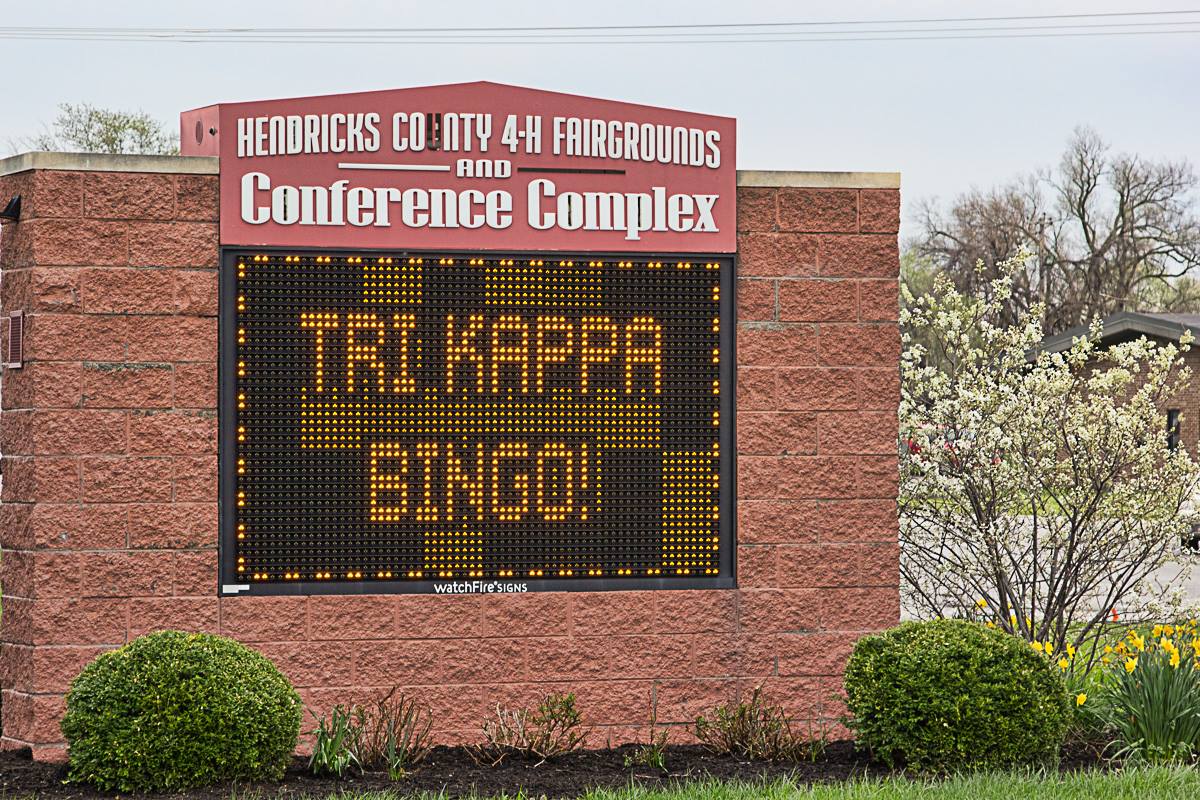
[914,128,1200,334]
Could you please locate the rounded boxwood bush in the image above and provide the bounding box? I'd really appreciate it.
[62,630,302,792]
[843,619,1071,771]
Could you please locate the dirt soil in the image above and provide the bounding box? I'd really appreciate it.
[0,740,1109,799]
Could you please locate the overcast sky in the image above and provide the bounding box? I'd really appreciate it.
[2,0,1197,239]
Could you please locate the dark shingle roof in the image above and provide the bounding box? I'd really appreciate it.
[1040,311,1200,354]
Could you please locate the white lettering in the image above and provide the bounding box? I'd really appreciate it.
[529,179,555,230]
[694,195,719,232]
[235,174,717,237]
[346,187,374,227]
[272,184,300,224]
[240,172,270,224]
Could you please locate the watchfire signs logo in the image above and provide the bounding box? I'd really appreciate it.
[182,82,736,253]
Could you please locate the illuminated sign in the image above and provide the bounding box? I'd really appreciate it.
[182,82,736,253]
[198,83,737,594]
[220,251,734,593]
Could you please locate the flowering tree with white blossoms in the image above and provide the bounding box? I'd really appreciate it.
[900,254,1200,668]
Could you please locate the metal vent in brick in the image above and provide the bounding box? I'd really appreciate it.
[5,311,22,369]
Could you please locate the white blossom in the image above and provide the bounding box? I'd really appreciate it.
[900,252,1200,667]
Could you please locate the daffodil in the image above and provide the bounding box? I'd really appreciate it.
[1057,657,1069,670]
[1164,624,1175,636]
[1130,632,1145,652]
[1125,656,1138,673]
[1030,640,1042,652]
[976,598,988,609]
[1065,644,1076,659]
[1104,644,1113,654]
[1170,650,1181,669]
[1153,624,1164,637]
[1076,693,1087,706]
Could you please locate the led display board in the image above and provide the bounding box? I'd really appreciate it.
[220,250,734,593]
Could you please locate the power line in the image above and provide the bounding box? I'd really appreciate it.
[2,28,1200,44]
[1,8,1198,35]
[5,19,1200,41]
[1,10,1200,44]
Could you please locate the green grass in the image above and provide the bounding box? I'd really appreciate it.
[317,768,1200,800]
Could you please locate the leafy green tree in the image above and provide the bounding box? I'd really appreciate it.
[14,103,178,155]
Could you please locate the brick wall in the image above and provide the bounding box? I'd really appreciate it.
[0,158,900,759]
[1169,349,1200,458]
[1083,345,1200,457]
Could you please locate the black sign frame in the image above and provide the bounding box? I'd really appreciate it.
[218,247,736,596]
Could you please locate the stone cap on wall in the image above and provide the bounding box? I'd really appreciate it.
[0,151,900,188]
[736,170,900,189]
[0,151,220,176]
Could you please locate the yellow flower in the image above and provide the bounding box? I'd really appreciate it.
[1153,624,1164,637]
[1066,644,1076,659]
[1161,637,1175,653]
[1030,640,1042,652]
[1191,639,1200,659]
[976,598,988,609]
[1125,656,1138,673]
[1115,641,1128,655]
[1057,657,1069,670]
[985,621,996,629]
[1164,624,1175,636]
[1130,632,1145,652]
[1104,645,1113,654]
[1170,650,1181,669]
[1076,693,1087,706]
[1102,656,1111,665]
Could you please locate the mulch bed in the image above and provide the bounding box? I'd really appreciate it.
[0,740,1111,799]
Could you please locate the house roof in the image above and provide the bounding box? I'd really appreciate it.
[1040,311,1200,353]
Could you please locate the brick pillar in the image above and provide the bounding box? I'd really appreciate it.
[733,177,901,731]
[0,156,219,759]
[0,155,900,758]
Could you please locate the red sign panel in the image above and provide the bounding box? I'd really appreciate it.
[182,82,736,253]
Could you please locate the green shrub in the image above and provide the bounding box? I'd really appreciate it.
[843,619,1071,771]
[1061,660,1110,759]
[62,630,302,792]
[474,692,590,765]
[694,688,827,762]
[308,687,434,779]
[624,690,669,771]
[310,704,361,778]
[353,688,435,778]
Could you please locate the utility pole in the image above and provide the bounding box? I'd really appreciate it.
[1036,213,1050,331]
